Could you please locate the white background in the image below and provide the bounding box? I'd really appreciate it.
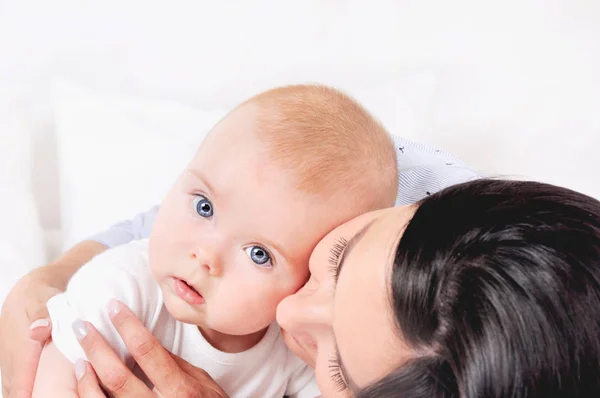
[0,0,599,282]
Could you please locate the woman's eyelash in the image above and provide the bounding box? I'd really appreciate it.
[328,354,348,392]
[328,237,348,266]
[328,237,348,281]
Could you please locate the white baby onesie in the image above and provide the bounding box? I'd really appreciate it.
[47,239,319,398]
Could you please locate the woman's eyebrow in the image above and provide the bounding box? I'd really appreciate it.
[336,220,375,282]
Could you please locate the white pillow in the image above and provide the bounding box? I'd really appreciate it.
[0,100,46,306]
[53,76,437,249]
[53,81,227,249]
[0,193,46,304]
[0,97,33,193]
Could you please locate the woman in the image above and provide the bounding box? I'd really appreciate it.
[66,179,600,397]
[8,179,600,397]
[278,178,600,396]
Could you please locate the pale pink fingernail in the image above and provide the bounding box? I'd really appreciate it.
[72,319,88,341]
[107,298,121,318]
[29,318,50,330]
[75,359,87,381]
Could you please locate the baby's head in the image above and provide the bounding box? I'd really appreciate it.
[149,85,398,336]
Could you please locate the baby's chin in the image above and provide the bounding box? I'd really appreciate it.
[162,291,209,325]
[162,290,273,336]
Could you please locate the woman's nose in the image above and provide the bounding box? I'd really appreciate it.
[276,280,332,331]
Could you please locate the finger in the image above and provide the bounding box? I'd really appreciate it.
[75,360,107,398]
[29,318,52,341]
[107,300,183,393]
[73,319,152,397]
[25,302,51,338]
[169,353,228,397]
[5,338,45,398]
[169,352,208,377]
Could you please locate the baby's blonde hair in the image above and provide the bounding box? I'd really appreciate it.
[247,84,398,209]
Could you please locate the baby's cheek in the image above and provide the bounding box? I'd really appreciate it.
[210,283,279,334]
[242,287,281,320]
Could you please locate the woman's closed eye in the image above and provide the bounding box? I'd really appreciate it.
[329,351,349,392]
[328,237,348,283]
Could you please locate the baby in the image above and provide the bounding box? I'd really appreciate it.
[32,85,399,397]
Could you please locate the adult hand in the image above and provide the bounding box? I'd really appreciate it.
[75,299,229,398]
[0,267,61,398]
[1,240,108,398]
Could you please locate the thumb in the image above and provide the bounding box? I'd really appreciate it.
[28,309,52,342]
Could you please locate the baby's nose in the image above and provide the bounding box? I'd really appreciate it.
[193,245,222,277]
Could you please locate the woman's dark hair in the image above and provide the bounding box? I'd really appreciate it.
[359,179,600,398]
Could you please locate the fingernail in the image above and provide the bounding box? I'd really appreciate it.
[72,319,88,341]
[75,359,86,381]
[29,318,50,330]
[107,298,121,318]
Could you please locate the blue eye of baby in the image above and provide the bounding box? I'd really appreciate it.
[245,246,272,267]
[193,195,213,218]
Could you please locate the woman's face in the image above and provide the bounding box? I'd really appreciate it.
[276,205,417,396]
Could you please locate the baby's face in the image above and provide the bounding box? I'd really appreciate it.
[149,105,357,336]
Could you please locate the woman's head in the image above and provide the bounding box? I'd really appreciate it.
[277,179,600,397]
